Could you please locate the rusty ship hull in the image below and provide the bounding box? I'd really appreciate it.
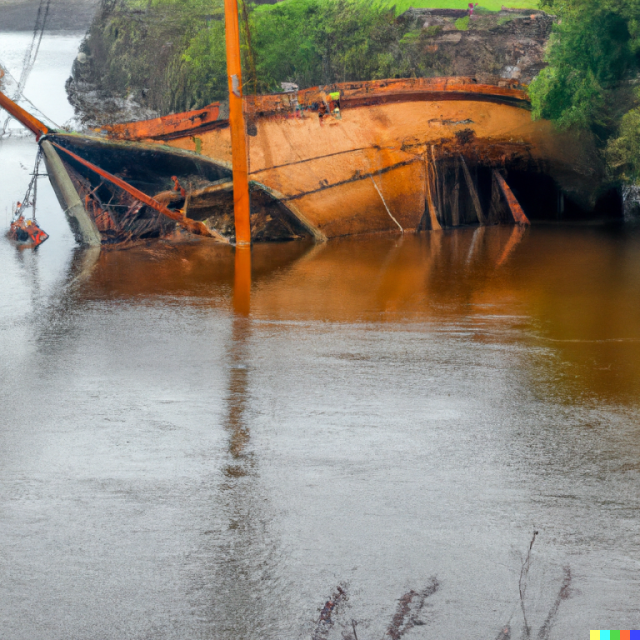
[2,77,620,246]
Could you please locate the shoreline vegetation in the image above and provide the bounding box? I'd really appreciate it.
[373,0,539,12]
[68,0,549,123]
[529,0,640,190]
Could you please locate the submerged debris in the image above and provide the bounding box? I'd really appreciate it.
[312,578,440,640]
[385,578,440,640]
[312,585,348,640]
[7,215,48,247]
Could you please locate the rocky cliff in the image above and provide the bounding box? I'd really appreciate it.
[66,3,555,127]
[397,8,553,86]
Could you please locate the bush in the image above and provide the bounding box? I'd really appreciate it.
[607,105,640,182]
[454,16,469,30]
[529,0,640,182]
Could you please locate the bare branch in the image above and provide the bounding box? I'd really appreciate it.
[537,566,572,640]
[313,585,348,640]
[519,530,538,639]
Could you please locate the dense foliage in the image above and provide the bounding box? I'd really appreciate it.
[182,0,534,100]
[183,0,426,100]
[529,0,640,181]
[607,104,640,181]
[251,0,399,91]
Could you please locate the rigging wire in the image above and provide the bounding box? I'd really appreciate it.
[0,62,61,131]
[239,0,258,96]
[1,0,52,135]
[12,148,44,222]
[17,0,51,97]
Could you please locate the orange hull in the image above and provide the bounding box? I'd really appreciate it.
[102,102,221,141]
[98,78,603,239]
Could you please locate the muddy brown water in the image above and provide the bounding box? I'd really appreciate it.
[2,33,640,640]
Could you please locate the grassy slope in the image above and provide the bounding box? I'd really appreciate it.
[254,0,542,16]
[373,0,540,12]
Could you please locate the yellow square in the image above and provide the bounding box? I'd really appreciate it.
[591,632,601,640]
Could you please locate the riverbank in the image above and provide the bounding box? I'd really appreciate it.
[66,0,553,126]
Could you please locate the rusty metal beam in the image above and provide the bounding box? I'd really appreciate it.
[101,103,221,141]
[423,157,442,231]
[0,90,48,138]
[460,155,487,225]
[451,157,461,227]
[494,171,530,225]
[225,0,251,246]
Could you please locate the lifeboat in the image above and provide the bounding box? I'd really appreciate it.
[7,214,49,247]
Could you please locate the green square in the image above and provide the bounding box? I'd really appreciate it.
[611,632,621,640]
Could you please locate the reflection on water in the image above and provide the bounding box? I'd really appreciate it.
[2,225,640,639]
[62,227,640,403]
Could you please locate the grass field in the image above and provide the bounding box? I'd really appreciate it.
[374,0,540,13]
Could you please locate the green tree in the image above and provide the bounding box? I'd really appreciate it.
[250,0,400,90]
[530,0,640,149]
[182,0,405,96]
[607,106,640,182]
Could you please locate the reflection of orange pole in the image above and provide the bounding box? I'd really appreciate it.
[234,246,251,316]
[225,0,251,246]
[496,224,527,267]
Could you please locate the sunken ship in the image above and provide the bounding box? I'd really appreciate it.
[0,4,620,247]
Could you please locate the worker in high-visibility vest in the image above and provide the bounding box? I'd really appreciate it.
[328,91,341,119]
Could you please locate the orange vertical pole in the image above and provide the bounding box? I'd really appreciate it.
[233,246,251,316]
[224,0,251,245]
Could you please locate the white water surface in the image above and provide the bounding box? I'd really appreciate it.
[0,32,80,289]
[0,32,82,131]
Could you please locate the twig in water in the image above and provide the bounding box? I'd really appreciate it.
[519,530,538,639]
[496,625,511,640]
[537,566,572,640]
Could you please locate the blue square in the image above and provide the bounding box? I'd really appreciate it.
[630,632,640,640]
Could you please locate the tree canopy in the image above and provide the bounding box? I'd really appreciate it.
[529,0,640,180]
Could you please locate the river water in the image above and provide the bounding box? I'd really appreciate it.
[2,33,640,640]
